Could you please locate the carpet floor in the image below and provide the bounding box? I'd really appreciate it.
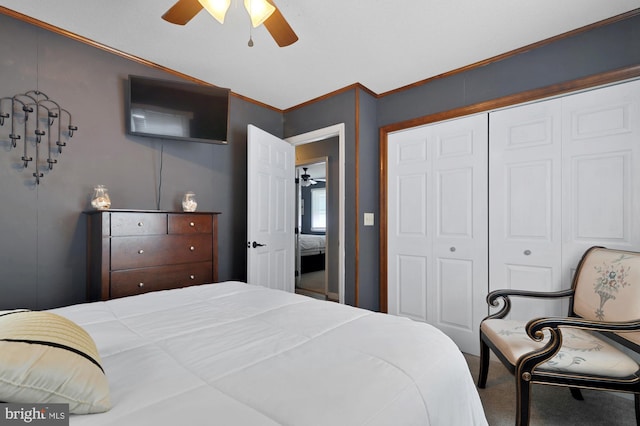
[297,270,326,294]
[464,353,636,425]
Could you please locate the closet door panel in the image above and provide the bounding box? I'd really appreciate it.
[431,115,488,355]
[396,255,428,320]
[562,79,640,275]
[388,114,488,356]
[438,257,473,328]
[489,98,563,318]
[505,161,553,240]
[572,153,627,240]
[387,127,432,322]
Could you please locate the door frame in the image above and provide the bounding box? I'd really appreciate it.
[287,123,345,304]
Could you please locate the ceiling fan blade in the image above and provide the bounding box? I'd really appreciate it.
[264,0,298,47]
[162,0,203,25]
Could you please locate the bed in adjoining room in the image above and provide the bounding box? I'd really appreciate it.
[299,233,326,273]
[1,281,488,425]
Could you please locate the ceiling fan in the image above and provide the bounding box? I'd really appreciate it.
[162,0,298,47]
[300,167,325,187]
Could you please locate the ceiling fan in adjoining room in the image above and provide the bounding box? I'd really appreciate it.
[162,0,298,47]
[299,167,326,187]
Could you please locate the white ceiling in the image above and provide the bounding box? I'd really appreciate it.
[1,0,638,110]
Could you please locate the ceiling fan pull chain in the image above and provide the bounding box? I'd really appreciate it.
[248,4,254,47]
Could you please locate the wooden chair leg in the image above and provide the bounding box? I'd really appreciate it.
[477,337,490,388]
[516,375,531,426]
[569,387,584,401]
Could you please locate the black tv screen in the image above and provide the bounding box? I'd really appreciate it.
[126,75,229,144]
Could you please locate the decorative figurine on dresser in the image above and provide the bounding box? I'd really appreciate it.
[85,210,220,301]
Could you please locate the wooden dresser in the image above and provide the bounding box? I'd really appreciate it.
[85,210,220,301]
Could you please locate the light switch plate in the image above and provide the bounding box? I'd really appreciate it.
[364,213,374,226]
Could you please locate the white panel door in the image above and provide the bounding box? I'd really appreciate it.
[387,125,431,322]
[561,79,640,279]
[247,125,295,292]
[489,98,563,320]
[388,114,488,356]
[489,79,640,319]
[430,115,488,355]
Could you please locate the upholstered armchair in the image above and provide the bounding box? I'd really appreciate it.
[478,246,640,425]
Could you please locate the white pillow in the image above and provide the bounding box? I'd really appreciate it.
[0,310,111,414]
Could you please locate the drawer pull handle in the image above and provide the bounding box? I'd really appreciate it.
[524,250,532,256]
[138,249,144,254]
[190,246,195,252]
[190,275,195,280]
[189,222,195,227]
[138,282,144,288]
[450,246,456,252]
[137,222,144,227]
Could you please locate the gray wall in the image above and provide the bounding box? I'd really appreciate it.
[0,14,280,309]
[357,90,380,310]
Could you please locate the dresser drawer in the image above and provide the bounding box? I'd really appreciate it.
[110,262,213,299]
[111,234,213,269]
[111,212,167,236]
[168,214,213,234]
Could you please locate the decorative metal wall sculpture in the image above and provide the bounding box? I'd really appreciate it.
[0,90,77,184]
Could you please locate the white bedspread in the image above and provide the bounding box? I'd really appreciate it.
[299,234,325,255]
[51,282,487,425]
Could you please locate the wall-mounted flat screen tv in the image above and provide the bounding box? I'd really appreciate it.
[126,75,229,144]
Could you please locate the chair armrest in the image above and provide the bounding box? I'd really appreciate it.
[515,316,640,376]
[485,288,574,319]
[526,316,640,340]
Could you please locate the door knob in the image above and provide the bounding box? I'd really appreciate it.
[252,241,266,248]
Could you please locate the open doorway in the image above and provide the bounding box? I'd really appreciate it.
[288,123,344,303]
[295,160,329,300]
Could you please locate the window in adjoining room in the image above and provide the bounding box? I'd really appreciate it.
[311,188,326,232]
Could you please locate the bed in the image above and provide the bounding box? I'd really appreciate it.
[5,282,488,425]
[299,234,325,256]
[299,234,326,273]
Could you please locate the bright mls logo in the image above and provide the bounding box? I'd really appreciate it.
[0,404,68,425]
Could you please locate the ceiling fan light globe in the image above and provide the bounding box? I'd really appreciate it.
[198,0,231,24]
[244,0,276,27]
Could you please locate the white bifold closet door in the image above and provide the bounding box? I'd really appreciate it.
[387,114,488,356]
[489,97,564,320]
[489,79,640,320]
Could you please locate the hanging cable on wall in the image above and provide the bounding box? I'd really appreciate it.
[0,91,77,185]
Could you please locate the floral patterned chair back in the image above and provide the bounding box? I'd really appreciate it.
[572,247,640,347]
